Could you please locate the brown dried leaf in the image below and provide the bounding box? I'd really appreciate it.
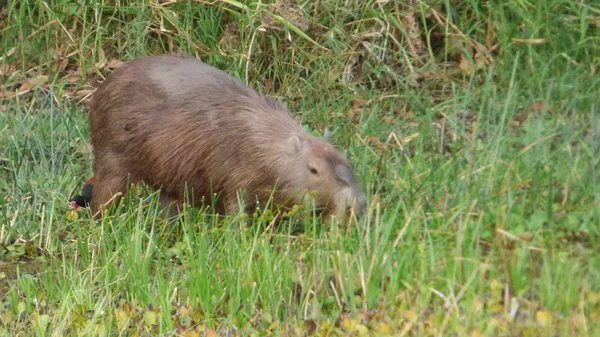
[0,90,16,99]
[18,82,34,93]
[2,75,46,98]
[68,74,80,84]
[263,78,273,93]
[53,57,69,73]
[74,89,94,96]
[528,101,552,113]
[32,75,48,86]
[368,136,386,153]
[0,63,16,76]
[107,59,124,69]
[95,49,106,70]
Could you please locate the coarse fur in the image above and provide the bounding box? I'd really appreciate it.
[87,53,366,222]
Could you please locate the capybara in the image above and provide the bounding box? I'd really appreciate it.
[86,54,367,222]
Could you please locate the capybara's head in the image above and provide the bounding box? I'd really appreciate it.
[279,131,367,222]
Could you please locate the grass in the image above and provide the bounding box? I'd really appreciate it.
[1,0,599,336]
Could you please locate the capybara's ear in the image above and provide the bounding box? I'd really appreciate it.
[286,134,305,156]
[335,164,354,184]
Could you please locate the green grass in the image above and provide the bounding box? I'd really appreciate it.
[1,0,599,336]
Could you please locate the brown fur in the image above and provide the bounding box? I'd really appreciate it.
[87,54,366,221]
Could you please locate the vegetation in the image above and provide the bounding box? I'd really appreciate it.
[1,0,599,335]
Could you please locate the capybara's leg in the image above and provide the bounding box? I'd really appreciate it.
[158,191,181,218]
[91,175,128,218]
[90,152,129,218]
[225,192,246,217]
[225,193,255,227]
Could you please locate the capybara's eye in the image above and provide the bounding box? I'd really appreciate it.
[308,167,319,175]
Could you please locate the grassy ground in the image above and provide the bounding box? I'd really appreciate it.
[1,0,599,336]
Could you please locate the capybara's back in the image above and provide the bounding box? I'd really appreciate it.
[88,54,366,221]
